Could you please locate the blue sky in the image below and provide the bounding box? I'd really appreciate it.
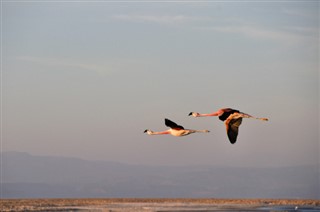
[2,1,319,167]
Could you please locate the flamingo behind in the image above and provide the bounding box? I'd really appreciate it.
[189,108,268,144]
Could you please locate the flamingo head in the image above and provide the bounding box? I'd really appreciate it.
[188,112,200,117]
[144,129,153,135]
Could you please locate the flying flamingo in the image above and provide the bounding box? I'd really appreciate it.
[189,108,268,144]
[144,118,210,137]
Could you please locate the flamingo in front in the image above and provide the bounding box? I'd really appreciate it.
[144,118,210,137]
[189,108,268,144]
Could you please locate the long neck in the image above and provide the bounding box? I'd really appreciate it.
[198,111,220,117]
[149,130,170,135]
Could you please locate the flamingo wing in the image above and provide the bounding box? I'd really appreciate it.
[165,118,184,130]
[219,108,240,121]
[225,117,242,144]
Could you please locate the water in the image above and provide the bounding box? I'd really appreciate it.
[258,206,320,212]
[88,203,320,212]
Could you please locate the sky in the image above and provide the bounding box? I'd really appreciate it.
[2,1,319,168]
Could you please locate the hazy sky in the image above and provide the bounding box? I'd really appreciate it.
[2,1,319,167]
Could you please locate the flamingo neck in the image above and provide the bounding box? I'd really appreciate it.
[150,130,170,135]
[199,111,220,117]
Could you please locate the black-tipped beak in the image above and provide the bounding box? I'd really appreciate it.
[143,129,148,133]
[188,112,193,116]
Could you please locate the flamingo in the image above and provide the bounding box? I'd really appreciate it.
[144,118,210,137]
[189,108,268,144]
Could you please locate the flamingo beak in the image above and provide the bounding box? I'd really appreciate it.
[188,112,193,116]
[143,129,148,133]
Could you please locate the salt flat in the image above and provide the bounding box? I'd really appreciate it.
[1,198,320,211]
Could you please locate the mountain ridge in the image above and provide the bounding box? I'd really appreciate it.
[1,151,319,199]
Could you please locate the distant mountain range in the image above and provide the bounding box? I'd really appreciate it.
[1,151,319,199]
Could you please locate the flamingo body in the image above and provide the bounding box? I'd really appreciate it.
[144,118,209,137]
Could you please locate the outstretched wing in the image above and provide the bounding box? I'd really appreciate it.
[225,117,242,144]
[165,118,184,130]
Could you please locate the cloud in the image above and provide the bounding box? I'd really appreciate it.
[212,25,295,40]
[282,8,318,20]
[198,24,316,45]
[112,13,316,45]
[17,56,106,74]
[17,56,150,76]
[113,14,210,25]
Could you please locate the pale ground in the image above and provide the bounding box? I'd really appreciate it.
[1,199,320,211]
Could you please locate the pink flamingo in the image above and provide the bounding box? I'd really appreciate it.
[144,118,210,137]
[189,108,268,144]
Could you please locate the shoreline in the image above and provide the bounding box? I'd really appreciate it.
[1,198,320,211]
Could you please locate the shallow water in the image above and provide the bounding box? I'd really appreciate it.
[258,205,320,212]
[71,203,320,212]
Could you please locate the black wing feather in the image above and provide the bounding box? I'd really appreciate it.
[165,118,184,129]
[227,117,242,144]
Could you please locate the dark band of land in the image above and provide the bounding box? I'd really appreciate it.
[1,198,320,211]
